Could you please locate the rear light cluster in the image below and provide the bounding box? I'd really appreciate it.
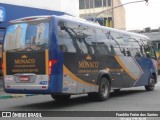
[49,60,57,76]
[1,63,4,70]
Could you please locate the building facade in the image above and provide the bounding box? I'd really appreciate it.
[0,0,126,61]
[0,0,79,58]
[79,0,126,30]
[0,0,79,76]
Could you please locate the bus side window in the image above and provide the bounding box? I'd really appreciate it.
[76,27,96,54]
[129,47,142,57]
[59,45,68,52]
[96,29,116,56]
[144,42,157,59]
[58,22,76,53]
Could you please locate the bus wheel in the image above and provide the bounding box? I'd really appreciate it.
[51,94,71,102]
[145,76,155,91]
[97,77,110,101]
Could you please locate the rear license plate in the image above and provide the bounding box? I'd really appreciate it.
[19,76,30,81]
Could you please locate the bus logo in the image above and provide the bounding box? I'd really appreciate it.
[85,55,92,60]
[21,55,28,59]
[0,7,6,22]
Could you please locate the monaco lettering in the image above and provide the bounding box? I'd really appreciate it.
[79,61,99,69]
[15,59,35,64]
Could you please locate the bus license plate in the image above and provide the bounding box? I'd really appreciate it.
[19,76,30,81]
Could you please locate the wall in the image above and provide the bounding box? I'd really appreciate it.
[112,0,126,30]
[0,0,79,17]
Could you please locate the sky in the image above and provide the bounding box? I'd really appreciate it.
[121,0,160,30]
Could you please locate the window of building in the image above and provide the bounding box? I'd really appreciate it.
[90,0,94,8]
[95,0,102,8]
[79,0,112,9]
[86,0,90,9]
[79,0,85,9]
[103,0,107,7]
[108,0,111,6]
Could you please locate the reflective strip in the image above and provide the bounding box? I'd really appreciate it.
[45,49,49,75]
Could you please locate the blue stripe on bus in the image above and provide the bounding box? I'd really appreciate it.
[49,75,63,93]
[133,57,152,86]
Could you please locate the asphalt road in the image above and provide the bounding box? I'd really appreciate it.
[0,77,160,120]
[0,86,160,111]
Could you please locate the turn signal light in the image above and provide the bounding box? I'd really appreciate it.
[49,60,57,75]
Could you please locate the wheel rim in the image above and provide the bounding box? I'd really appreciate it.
[101,82,108,97]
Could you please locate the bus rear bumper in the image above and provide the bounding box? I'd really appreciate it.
[4,88,51,94]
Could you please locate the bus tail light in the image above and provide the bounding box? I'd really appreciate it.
[49,60,57,75]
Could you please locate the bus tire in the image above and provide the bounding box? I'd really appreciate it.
[145,75,155,91]
[96,77,110,101]
[51,94,71,102]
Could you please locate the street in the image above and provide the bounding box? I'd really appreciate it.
[0,86,160,111]
[0,77,160,120]
[0,77,160,109]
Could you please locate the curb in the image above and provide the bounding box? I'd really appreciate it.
[0,94,13,99]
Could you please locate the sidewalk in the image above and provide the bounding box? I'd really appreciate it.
[0,78,12,99]
[0,88,13,99]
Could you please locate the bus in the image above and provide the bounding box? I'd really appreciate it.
[2,15,158,101]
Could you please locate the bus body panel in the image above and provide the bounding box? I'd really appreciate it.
[3,15,158,95]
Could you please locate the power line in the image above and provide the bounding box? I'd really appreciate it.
[95,0,149,21]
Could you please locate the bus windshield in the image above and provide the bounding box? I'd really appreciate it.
[4,21,49,51]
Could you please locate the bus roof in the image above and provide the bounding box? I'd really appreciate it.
[9,14,150,41]
[53,15,150,40]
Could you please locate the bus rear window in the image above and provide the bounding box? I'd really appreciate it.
[4,21,49,51]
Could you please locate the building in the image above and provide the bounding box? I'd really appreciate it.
[0,0,79,58]
[0,0,79,42]
[0,0,79,76]
[0,0,126,60]
[79,0,126,30]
